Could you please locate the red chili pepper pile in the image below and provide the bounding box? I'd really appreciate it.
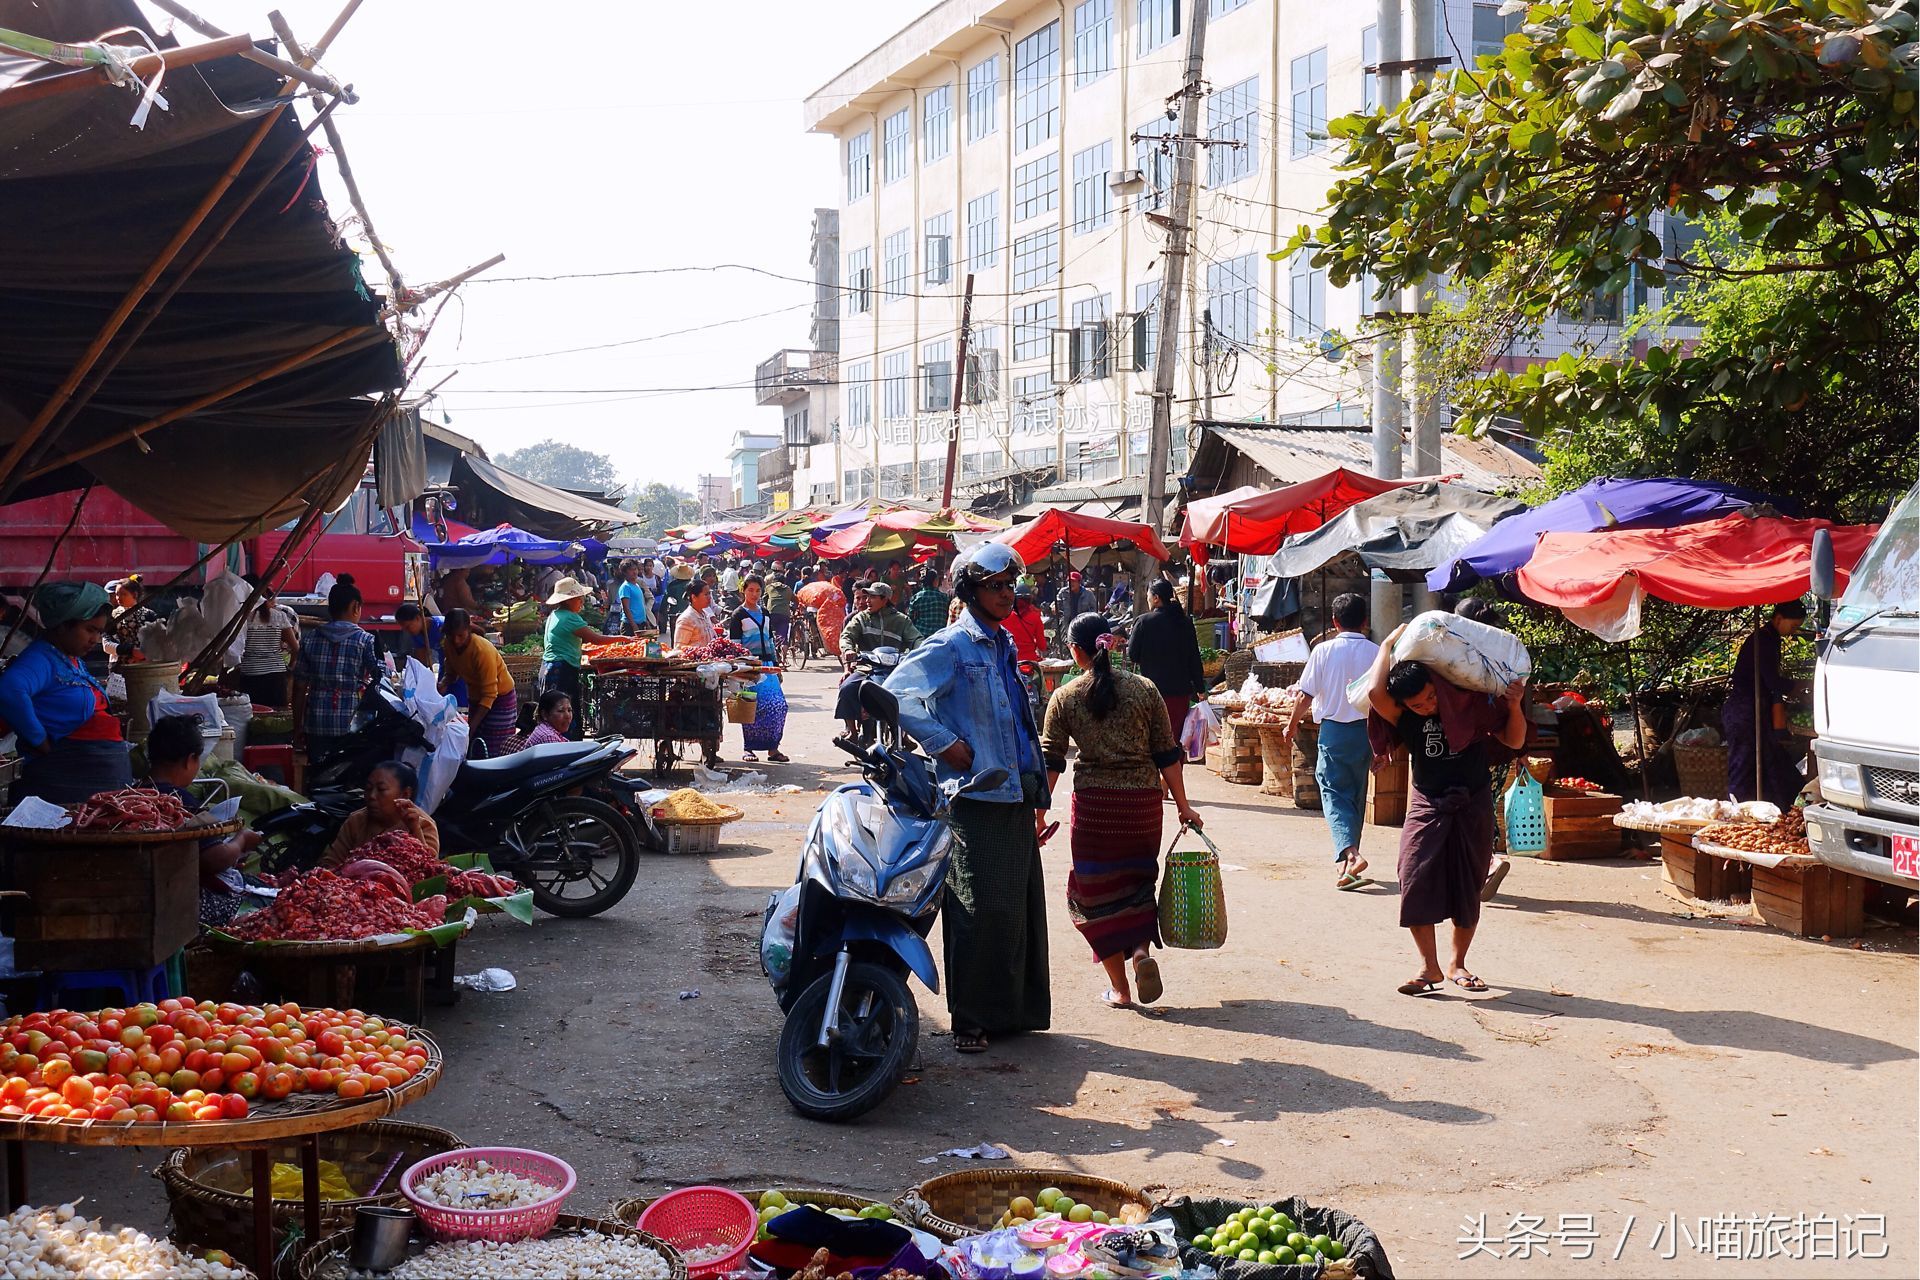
[447,869,519,898]
[227,870,449,941]
[349,831,445,883]
[69,788,193,832]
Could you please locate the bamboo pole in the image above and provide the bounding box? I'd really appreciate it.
[143,0,355,100]
[32,98,342,464]
[267,12,402,297]
[0,32,255,110]
[25,328,387,480]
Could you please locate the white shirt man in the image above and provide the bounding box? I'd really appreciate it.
[1291,627,1381,724]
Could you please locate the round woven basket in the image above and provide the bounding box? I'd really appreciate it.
[159,1119,465,1276]
[897,1168,1155,1242]
[1222,649,1255,690]
[297,1213,687,1280]
[502,651,542,703]
[610,1186,884,1226]
[652,802,745,828]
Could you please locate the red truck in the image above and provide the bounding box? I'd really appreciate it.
[1,484,420,615]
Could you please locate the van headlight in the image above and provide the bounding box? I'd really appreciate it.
[1818,758,1865,801]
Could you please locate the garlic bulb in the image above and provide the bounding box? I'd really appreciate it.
[1,1204,249,1278]
[412,1158,555,1209]
[342,1232,670,1279]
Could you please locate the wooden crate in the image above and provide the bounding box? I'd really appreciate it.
[1541,787,1626,860]
[1290,720,1321,811]
[1371,754,1408,827]
[1660,834,1751,901]
[1751,862,1867,938]
[2,839,200,970]
[1214,718,1264,786]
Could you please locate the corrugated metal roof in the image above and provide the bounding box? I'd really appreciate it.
[1205,426,1540,492]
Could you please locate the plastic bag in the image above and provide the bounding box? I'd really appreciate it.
[1502,769,1547,855]
[149,690,224,731]
[760,884,802,991]
[1392,610,1532,695]
[399,657,465,812]
[1180,706,1210,763]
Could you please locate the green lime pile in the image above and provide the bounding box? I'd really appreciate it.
[755,1191,894,1241]
[995,1186,1114,1229]
[1190,1206,1345,1267]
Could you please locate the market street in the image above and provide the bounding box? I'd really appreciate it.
[36,666,1918,1278]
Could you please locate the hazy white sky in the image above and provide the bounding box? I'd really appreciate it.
[152,0,917,493]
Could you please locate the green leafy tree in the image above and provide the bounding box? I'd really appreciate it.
[495,439,621,495]
[1286,0,1917,502]
[624,481,699,535]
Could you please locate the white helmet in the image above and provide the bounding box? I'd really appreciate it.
[952,542,1026,603]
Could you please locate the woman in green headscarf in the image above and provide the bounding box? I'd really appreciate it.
[0,581,133,802]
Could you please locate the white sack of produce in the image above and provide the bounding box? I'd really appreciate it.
[1346,609,1532,712]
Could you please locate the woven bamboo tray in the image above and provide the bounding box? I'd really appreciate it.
[0,1030,442,1148]
[1612,813,1717,836]
[651,802,745,828]
[0,819,243,846]
[610,1186,884,1226]
[159,1119,466,1273]
[896,1168,1155,1242]
[298,1213,688,1280]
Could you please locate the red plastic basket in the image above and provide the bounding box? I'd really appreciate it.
[639,1185,757,1278]
[401,1147,576,1242]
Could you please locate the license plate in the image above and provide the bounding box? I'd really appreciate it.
[1893,835,1919,879]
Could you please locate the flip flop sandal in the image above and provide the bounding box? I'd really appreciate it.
[1451,973,1490,992]
[1397,977,1445,996]
[1480,861,1512,902]
[741,751,760,762]
[955,1031,990,1054]
[1132,956,1163,1005]
[1100,990,1133,1009]
[1336,873,1372,891]
[768,751,791,763]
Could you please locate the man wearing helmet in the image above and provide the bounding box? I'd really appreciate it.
[885,542,1052,1054]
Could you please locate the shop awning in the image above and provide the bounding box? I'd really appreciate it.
[454,454,634,536]
[996,509,1171,563]
[1515,511,1881,640]
[815,506,1004,560]
[1181,469,1431,561]
[425,524,590,571]
[0,1,403,539]
[1268,481,1526,582]
[1428,476,1784,594]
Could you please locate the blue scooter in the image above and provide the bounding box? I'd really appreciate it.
[762,680,1006,1122]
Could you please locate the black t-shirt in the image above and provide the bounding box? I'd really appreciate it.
[1397,710,1489,796]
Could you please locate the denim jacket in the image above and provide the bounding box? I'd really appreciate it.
[884,610,1048,809]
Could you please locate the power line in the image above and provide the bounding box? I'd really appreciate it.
[419,300,814,367]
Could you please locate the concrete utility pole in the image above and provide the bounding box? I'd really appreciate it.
[1407,0,1444,486]
[1140,0,1211,582]
[940,273,976,510]
[1370,0,1406,631]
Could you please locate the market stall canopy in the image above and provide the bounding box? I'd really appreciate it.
[816,506,1005,560]
[1427,476,1784,594]
[1181,469,1433,561]
[1516,510,1880,640]
[451,454,634,538]
[995,508,1172,563]
[425,524,589,572]
[0,1,403,539]
[1267,481,1527,582]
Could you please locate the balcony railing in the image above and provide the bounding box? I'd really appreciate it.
[754,349,827,406]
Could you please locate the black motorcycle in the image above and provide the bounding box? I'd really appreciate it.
[257,687,641,918]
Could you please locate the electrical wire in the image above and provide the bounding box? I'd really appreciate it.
[419,300,814,368]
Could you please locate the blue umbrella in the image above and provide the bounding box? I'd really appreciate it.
[1427,477,1791,594]
[426,524,584,571]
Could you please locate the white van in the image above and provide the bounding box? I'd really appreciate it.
[1805,484,1919,889]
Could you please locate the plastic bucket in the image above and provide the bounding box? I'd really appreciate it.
[120,660,182,739]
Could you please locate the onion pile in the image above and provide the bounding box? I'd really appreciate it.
[343,1232,671,1279]
[0,1203,249,1278]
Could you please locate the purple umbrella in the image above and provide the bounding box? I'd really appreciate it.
[1427,477,1791,594]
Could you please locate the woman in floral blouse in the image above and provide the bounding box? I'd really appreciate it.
[1041,611,1203,1010]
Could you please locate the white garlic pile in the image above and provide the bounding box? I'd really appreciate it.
[412,1158,556,1209]
[0,1203,250,1279]
[682,1240,740,1264]
[345,1232,671,1279]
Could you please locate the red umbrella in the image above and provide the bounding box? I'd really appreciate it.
[1180,468,1434,561]
[996,509,1171,563]
[1517,511,1880,615]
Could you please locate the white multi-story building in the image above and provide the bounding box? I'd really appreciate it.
[775,0,1696,516]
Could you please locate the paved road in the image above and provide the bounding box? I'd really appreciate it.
[36,667,1918,1277]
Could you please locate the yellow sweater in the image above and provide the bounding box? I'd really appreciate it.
[440,632,512,710]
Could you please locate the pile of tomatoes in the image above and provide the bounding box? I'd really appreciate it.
[0,1001,430,1125]
[1554,776,1604,792]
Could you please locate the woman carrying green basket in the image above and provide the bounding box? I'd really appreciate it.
[1042,612,1203,1011]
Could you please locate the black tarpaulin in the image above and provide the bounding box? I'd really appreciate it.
[455,454,634,537]
[0,0,403,541]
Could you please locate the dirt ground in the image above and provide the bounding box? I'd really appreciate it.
[35,667,1919,1277]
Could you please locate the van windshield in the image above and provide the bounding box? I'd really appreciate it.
[1837,486,1919,624]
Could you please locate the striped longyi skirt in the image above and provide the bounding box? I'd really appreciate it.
[1067,786,1164,960]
